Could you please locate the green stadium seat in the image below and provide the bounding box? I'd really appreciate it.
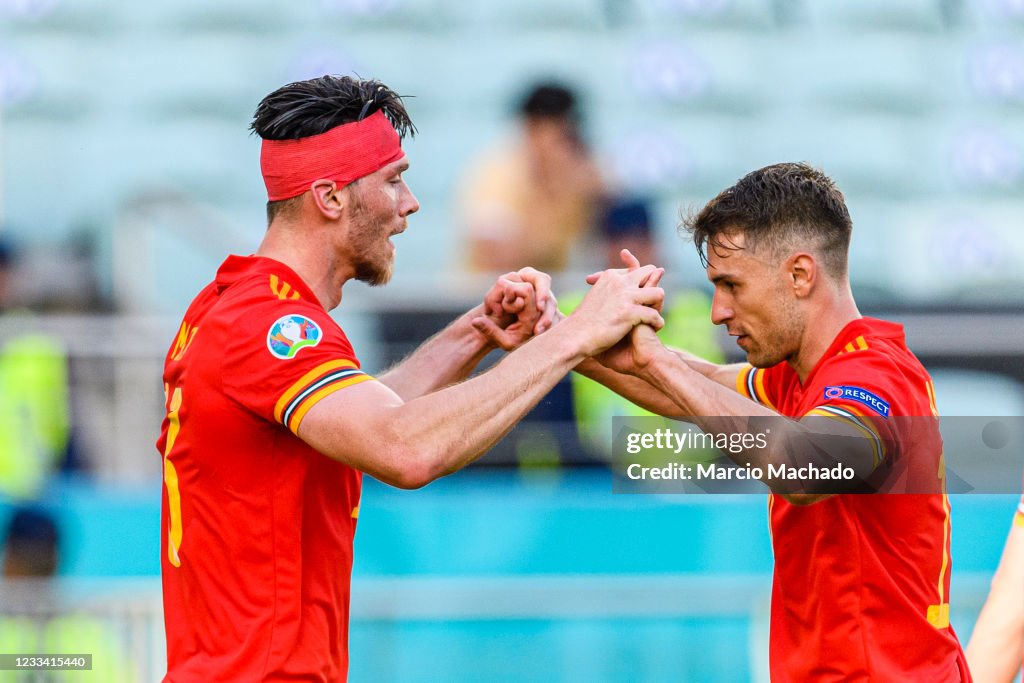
[318,0,459,32]
[862,200,1024,303]
[805,0,949,33]
[960,0,1024,35]
[629,0,778,32]
[460,0,610,31]
[0,1,123,37]
[615,31,774,115]
[782,33,947,116]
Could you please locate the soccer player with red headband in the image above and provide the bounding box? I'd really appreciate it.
[966,470,1024,682]
[156,75,666,682]
[498,164,972,680]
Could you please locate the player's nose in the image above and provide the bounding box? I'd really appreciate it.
[400,184,419,217]
[710,292,733,326]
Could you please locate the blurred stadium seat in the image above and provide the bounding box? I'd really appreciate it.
[463,0,609,31]
[805,0,951,33]
[962,0,1024,35]
[1,0,1022,293]
[630,0,778,32]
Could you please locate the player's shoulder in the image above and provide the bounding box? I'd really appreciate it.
[212,257,325,319]
[811,344,929,418]
[219,265,312,308]
[823,329,927,381]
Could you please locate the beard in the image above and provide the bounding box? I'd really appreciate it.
[347,189,395,287]
[746,293,803,368]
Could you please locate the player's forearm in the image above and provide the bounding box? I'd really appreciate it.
[666,347,745,390]
[967,524,1024,682]
[636,351,867,500]
[382,323,587,486]
[574,358,690,418]
[966,605,1024,683]
[573,351,744,419]
[377,305,493,400]
[639,351,773,435]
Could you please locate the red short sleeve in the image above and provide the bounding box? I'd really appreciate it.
[802,354,905,468]
[222,299,374,434]
[736,363,790,412]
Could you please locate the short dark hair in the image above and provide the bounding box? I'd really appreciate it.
[518,82,578,120]
[682,163,853,279]
[250,75,415,223]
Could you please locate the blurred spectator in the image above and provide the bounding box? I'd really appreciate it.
[1,504,58,578]
[458,81,606,274]
[563,198,724,458]
[0,505,137,682]
[0,238,72,499]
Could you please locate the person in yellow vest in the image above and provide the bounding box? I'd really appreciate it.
[0,239,71,500]
[564,199,724,459]
[0,505,138,682]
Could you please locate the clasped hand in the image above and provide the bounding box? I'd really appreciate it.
[472,250,668,374]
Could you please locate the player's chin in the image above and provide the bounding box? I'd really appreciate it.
[356,256,394,287]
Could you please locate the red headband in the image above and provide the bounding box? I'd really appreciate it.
[260,110,404,201]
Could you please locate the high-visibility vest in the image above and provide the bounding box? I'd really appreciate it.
[0,610,137,682]
[0,331,70,499]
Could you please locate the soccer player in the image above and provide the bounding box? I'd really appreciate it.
[156,75,666,682]
[503,163,972,680]
[966,474,1024,682]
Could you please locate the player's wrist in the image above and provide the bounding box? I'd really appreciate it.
[634,345,680,383]
[539,318,591,366]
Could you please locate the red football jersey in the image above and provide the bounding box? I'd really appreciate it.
[736,317,971,682]
[156,255,372,682]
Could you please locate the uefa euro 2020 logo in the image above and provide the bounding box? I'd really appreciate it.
[267,314,322,359]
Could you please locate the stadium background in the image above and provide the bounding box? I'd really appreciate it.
[1,0,1023,680]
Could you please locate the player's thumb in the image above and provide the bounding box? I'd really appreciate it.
[472,316,514,350]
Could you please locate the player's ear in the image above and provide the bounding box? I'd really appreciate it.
[788,252,816,298]
[310,180,344,220]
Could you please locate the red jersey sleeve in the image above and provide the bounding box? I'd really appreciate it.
[802,353,905,469]
[221,299,374,435]
[735,363,791,412]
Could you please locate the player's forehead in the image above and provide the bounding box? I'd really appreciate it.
[378,155,409,177]
[704,231,753,280]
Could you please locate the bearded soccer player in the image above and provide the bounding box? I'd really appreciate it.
[518,163,972,681]
[966,471,1024,682]
[156,75,667,682]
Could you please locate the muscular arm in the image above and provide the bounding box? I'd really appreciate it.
[380,269,556,401]
[967,519,1024,683]
[298,267,665,489]
[573,349,746,419]
[633,331,876,504]
[376,305,495,401]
